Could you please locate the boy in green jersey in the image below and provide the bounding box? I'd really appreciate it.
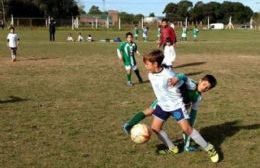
[133,25,139,40]
[192,25,199,41]
[123,74,217,152]
[117,32,143,86]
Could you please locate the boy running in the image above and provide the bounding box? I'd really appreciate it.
[7,26,20,62]
[129,49,219,163]
[117,32,143,86]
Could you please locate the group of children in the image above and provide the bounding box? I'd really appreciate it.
[134,25,149,42]
[117,18,219,163]
[181,25,200,41]
[67,32,93,42]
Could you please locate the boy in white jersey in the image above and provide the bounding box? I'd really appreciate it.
[7,26,19,62]
[142,50,219,163]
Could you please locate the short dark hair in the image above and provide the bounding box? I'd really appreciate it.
[126,32,133,38]
[143,49,164,67]
[201,74,217,89]
[162,18,169,23]
[9,25,15,30]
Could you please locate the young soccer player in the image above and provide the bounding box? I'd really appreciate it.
[192,26,199,41]
[162,37,176,68]
[133,25,139,41]
[77,32,84,42]
[67,33,74,42]
[181,26,188,41]
[117,32,143,86]
[7,26,20,62]
[134,49,219,162]
[124,73,217,152]
[142,26,148,42]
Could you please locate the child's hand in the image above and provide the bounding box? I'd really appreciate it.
[168,77,179,87]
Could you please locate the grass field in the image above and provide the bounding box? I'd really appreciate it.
[0,28,259,168]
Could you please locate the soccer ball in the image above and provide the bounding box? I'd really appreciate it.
[130,123,151,144]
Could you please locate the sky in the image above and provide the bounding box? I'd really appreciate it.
[80,0,260,16]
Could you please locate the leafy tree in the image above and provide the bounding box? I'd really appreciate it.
[88,5,102,16]
[149,12,155,17]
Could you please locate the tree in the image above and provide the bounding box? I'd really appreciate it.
[149,12,155,17]
[3,0,80,18]
[88,5,102,16]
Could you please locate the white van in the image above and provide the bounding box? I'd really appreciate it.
[210,23,224,30]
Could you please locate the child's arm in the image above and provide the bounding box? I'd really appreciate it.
[168,73,196,90]
[116,43,123,61]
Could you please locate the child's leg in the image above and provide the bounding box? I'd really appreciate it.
[151,117,176,150]
[123,107,154,133]
[125,66,132,86]
[183,109,197,150]
[177,119,219,162]
[152,105,178,154]
[123,100,158,134]
[132,65,143,82]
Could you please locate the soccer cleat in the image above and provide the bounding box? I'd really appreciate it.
[206,143,219,163]
[127,81,133,87]
[158,146,179,155]
[122,123,131,135]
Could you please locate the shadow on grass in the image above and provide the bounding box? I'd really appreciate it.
[0,96,29,104]
[200,120,260,161]
[25,57,59,61]
[133,80,150,85]
[174,61,207,69]
[156,120,260,162]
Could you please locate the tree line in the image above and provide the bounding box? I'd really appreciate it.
[163,0,255,24]
[1,0,81,18]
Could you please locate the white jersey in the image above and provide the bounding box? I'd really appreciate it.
[7,33,19,48]
[148,68,185,111]
[163,45,176,66]
[77,35,84,42]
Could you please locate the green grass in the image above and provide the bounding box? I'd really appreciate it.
[0,28,259,167]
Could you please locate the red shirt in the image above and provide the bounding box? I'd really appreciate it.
[159,26,177,47]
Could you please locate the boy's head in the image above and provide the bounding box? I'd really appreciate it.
[9,26,15,33]
[143,49,164,72]
[197,74,217,93]
[126,32,133,42]
[161,18,169,28]
[166,37,172,45]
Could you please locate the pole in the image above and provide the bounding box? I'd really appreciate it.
[119,17,121,30]
[207,16,210,29]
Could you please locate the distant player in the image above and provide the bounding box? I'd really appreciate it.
[67,33,74,42]
[7,26,19,62]
[142,26,148,42]
[117,32,143,86]
[162,37,176,68]
[77,32,84,42]
[133,25,139,40]
[192,26,199,41]
[181,25,188,41]
[126,49,219,163]
[157,25,161,41]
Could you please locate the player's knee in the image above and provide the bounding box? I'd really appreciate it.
[143,108,154,116]
[151,126,160,133]
[182,125,193,135]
